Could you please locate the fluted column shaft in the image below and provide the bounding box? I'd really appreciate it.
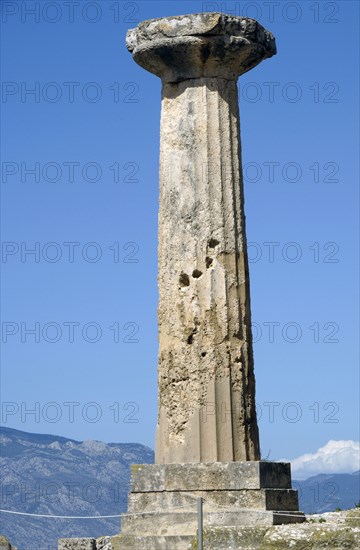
[156,77,259,463]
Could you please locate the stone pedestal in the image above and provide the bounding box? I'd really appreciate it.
[112,462,304,549]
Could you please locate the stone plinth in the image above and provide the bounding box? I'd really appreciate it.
[112,462,304,548]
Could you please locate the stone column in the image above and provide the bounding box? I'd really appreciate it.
[57,16,305,549]
[127,13,276,464]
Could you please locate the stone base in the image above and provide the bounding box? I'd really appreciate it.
[115,461,304,548]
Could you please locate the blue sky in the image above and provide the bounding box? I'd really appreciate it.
[1,0,359,472]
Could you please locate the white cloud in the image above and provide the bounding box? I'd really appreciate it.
[284,440,360,480]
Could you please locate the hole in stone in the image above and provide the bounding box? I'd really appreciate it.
[235,357,241,363]
[201,43,211,63]
[192,269,202,279]
[208,238,220,248]
[187,333,194,344]
[201,352,207,357]
[179,272,190,287]
[206,257,213,268]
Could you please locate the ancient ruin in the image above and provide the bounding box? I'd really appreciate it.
[60,12,306,550]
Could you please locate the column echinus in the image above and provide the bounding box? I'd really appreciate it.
[126,13,276,464]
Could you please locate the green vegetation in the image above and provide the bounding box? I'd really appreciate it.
[130,464,143,473]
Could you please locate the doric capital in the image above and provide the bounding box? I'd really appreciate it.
[126,12,276,83]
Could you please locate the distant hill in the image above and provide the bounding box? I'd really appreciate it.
[1,427,359,549]
[293,471,360,514]
[0,426,154,550]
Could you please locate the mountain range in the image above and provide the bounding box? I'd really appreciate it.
[0,427,153,549]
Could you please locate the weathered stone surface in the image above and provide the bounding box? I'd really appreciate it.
[95,537,112,550]
[116,461,304,545]
[126,12,277,465]
[130,462,292,491]
[121,510,304,537]
[112,510,360,549]
[113,510,360,549]
[128,15,276,465]
[58,538,111,550]
[155,76,260,463]
[111,533,193,550]
[128,488,299,513]
[188,509,360,549]
[126,12,276,82]
[58,539,95,550]
[0,535,15,550]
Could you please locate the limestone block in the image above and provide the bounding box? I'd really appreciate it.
[121,509,304,537]
[130,462,292,492]
[127,488,299,513]
[58,539,96,550]
[111,534,193,550]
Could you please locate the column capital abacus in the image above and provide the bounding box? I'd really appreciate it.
[126,12,276,83]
